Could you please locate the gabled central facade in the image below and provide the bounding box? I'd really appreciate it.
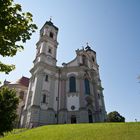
[21,20,106,128]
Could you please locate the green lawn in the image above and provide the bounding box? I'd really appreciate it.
[1,122,140,140]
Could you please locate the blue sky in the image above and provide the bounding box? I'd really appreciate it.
[1,0,140,122]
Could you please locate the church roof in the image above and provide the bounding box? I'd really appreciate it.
[85,44,96,54]
[9,76,29,87]
[44,20,58,31]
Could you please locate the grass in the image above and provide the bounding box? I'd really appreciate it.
[1,122,140,140]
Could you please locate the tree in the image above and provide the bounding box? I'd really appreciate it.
[0,0,37,74]
[107,111,125,122]
[0,87,19,136]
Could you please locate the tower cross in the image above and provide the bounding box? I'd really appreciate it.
[49,16,52,22]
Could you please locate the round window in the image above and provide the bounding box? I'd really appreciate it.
[71,105,75,110]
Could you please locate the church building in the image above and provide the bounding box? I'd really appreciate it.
[20,20,106,127]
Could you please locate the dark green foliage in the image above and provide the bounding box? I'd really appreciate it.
[0,0,37,74]
[107,111,125,122]
[0,87,19,136]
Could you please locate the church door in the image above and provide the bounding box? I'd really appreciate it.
[71,115,77,124]
[88,110,93,123]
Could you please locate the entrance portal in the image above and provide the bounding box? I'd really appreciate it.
[71,115,77,124]
[88,110,93,123]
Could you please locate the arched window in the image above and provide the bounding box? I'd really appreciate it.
[69,76,76,92]
[50,32,54,38]
[84,78,90,95]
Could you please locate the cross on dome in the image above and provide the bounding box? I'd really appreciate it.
[49,16,52,22]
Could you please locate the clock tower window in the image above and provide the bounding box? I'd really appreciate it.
[45,75,48,82]
[49,32,54,39]
[48,48,52,54]
[92,57,94,62]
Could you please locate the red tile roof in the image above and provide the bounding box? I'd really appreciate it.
[15,76,29,87]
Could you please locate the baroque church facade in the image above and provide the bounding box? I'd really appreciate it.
[20,20,106,127]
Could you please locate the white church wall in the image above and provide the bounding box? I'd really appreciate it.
[97,89,102,106]
[44,69,51,74]
[67,95,79,111]
[42,80,50,90]
[53,78,58,111]
[26,112,31,124]
[43,27,48,35]
[67,58,78,67]
[67,72,78,77]
[31,77,36,92]
[40,103,48,110]
[40,42,47,54]
[92,64,98,71]
[30,77,37,105]
[79,55,82,64]
[99,99,102,106]
[42,70,51,90]
[48,78,55,109]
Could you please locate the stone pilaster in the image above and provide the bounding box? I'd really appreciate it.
[24,76,34,110]
[60,78,67,109]
[32,72,44,106]
[93,83,100,122]
[79,108,88,123]
[29,105,41,127]
[100,92,107,121]
[78,77,85,108]
[58,109,67,124]
[48,75,55,109]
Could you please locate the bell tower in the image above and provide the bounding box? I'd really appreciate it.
[21,20,59,128]
[34,19,59,66]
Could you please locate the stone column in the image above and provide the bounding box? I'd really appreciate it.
[24,78,32,110]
